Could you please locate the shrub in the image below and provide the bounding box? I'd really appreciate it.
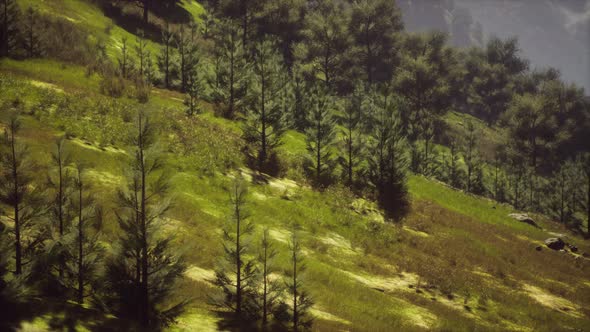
[100,73,126,98]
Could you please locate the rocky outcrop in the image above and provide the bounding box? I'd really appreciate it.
[508,213,540,228]
[544,238,565,250]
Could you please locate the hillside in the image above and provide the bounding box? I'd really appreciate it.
[1,1,590,332]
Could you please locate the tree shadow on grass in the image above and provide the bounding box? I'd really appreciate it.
[214,311,257,332]
[99,2,194,44]
[0,297,126,332]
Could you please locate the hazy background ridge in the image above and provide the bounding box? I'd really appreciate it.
[399,0,590,92]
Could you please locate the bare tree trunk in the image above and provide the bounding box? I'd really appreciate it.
[235,185,242,316]
[10,126,21,275]
[77,171,84,304]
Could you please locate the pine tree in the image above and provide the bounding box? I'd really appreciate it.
[157,20,175,89]
[243,39,288,172]
[23,6,42,58]
[105,112,186,328]
[213,178,258,321]
[464,120,480,193]
[305,86,337,187]
[256,227,284,328]
[349,0,403,85]
[367,92,409,220]
[211,19,250,118]
[176,23,200,93]
[0,0,20,57]
[47,137,73,280]
[291,67,309,132]
[184,67,204,116]
[302,0,349,90]
[118,37,131,78]
[287,232,313,332]
[218,0,264,48]
[508,160,526,210]
[0,211,28,315]
[579,154,590,238]
[0,111,45,276]
[548,161,571,225]
[63,164,103,305]
[337,83,364,187]
[135,31,149,80]
[445,139,463,189]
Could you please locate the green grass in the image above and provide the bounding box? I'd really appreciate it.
[2,1,590,330]
[0,58,101,91]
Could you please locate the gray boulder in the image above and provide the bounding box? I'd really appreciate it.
[508,213,540,228]
[545,237,565,250]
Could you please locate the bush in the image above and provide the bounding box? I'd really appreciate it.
[100,73,126,98]
[133,80,151,104]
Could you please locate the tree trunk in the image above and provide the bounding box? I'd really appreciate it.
[139,115,149,327]
[229,34,235,118]
[292,250,298,332]
[11,127,21,275]
[260,61,267,168]
[262,245,268,325]
[235,188,242,316]
[143,0,149,24]
[58,151,64,278]
[77,176,84,304]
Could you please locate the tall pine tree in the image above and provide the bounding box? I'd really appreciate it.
[105,112,186,328]
[305,86,337,187]
[367,92,409,220]
[213,177,258,322]
[243,39,288,173]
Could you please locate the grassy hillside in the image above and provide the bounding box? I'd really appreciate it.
[1,1,590,331]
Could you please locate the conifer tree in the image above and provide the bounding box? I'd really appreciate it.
[158,20,175,89]
[579,153,590,237]
[63,164,103,305]
[105,112,186,328]
[47,137,72,280]
[177,23,200,92]
[291,67,309,132]
[213,178,258,321]
[118,37,131,78]
[349,0,403,85]
[0,111,45,276]
[305,86,337,187]
[0,212,27,314]
[444,139,463,189]
[0,0,20,57]
[337,83,364,187]
[302,0,349,90]
[243,39,288,172]
[367,92,409,220]
[508,160,526,210]
[184,68,204,116]
[211,19,250,118]
[287,232,313,332]
[256,227,284,328]
[23,6,42,58]
[135,31,149,80]
[464,121,479,193]
[549,161,572,225]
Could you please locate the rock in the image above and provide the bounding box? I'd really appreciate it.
[545,237,565,250]
[535,246,542,251]
[567,244,578,253]
[508,213,540,228]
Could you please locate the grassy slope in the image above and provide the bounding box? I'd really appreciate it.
[2,1,590,331]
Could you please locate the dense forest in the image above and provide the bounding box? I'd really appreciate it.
[0,0,589,331]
